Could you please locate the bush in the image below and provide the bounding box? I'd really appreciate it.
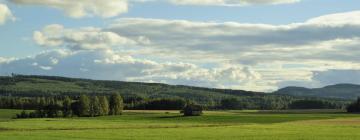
[16,110,29,118]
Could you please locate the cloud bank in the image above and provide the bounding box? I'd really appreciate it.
[0,50,262,90]
[3,11,360,91]
[33,24,141,50]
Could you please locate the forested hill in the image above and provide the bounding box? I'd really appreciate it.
[274,84,360,100]
[0,74,261,97]
[0,75,350,109]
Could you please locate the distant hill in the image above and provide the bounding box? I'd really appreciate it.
[0,74,264,104]
[274,84,360,100]
[0,75,351,109]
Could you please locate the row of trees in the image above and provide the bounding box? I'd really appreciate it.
[0,75,353,110]
[0,95,348,115]
[288,100,340,109]
[218,98,346,110]
[15,94,124,118]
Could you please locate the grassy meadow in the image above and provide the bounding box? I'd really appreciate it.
[0,109,360,140]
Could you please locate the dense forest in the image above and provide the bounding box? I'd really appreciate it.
[12,94,124,118]
[0,74,352,111]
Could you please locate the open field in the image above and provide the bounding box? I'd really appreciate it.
[1,109,360,140]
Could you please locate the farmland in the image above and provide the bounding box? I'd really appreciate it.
[1,109,360,140]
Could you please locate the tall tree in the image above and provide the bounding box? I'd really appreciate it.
[44,97,61,118]
[62,96,72,117]
[90,96,101,117]
[109,94,124,115]
[99,96,109,116]
[79,95,90,117]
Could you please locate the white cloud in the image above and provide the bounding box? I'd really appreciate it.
[0,57,9,63]
[8,0,128,18]
[0,57,16,64]
[171,0,301,6]
[0,50,263,91]
[107,11,360,63]
[108,12,360,64]
[306,11,360,27]
[0,3,15,25]
[33,24,139,51]
[11,10,360,91]
[106,11,360,90]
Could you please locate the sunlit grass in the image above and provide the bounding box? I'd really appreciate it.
[0,109,360,140]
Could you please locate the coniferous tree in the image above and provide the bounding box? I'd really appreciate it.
[71,101,80,117]
[109,94,124,115]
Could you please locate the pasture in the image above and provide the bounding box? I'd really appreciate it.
[0,109,360,140]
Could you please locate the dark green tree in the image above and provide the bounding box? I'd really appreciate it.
[347,98,360,113]
[109,94,124,115]
[62,96,72,117]
[220,98,242,110]
[289,100,332,109]
[71,101,80,116]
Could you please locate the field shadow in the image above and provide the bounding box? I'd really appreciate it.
[254,109,347,114]
[157,115,184,119]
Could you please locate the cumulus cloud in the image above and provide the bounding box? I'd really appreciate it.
[33,24,140,51]
[0,57,10,64]
[8,0,128,18]
[171,0,301,6]
[108,11,360,64]
[306,11,360,27]
[106,11,360,90]
[0,50,263,90]
[18,10,360,91]
[0,3,15,25]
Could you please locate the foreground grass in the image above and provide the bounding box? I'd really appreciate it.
[0,109,360,140]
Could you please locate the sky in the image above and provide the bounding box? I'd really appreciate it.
[1,0,360,92]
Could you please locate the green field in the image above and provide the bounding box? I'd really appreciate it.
[1,109,360,140]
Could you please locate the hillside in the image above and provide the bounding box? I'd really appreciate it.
[0,75,350,109]
[275,84,360,100]
[0,75,266,105]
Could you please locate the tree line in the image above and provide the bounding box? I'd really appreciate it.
[347,98,360,113]
[0,95,348,117]
[0,75,352,110]
[14,94,124,118]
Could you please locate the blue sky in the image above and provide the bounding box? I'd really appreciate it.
[1,0,360,91]
[2,0,360,57]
